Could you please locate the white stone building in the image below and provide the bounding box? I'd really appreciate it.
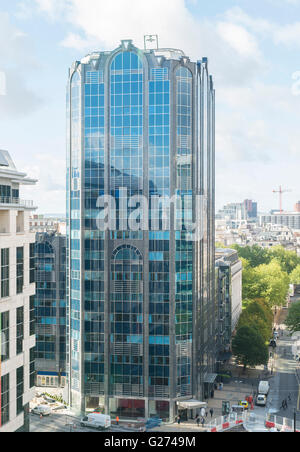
[0,150,37,432]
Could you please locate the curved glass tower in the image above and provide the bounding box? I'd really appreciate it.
[66,40,216,421]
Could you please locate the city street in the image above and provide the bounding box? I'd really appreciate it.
[268,329,300,421]
[246,305,300,431]
[30,412,104,433]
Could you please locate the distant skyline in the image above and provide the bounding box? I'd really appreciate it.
[0,0,300,213]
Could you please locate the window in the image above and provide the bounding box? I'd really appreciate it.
[1,248,9,298]
[16,366,24,415]
[30,348,35,388]
[1,373,10,426]
[1,311,9,362]
[30,243,35,284]
[0,185,11,201]
[16,306,24,355]
[16,247,24,294]
[29,295,35,336]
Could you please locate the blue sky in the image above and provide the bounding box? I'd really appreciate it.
[0,0,300,214]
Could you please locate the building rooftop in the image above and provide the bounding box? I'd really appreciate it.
[0,150,37,185]
[215,248,239,265]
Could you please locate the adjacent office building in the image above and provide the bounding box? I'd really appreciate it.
[215,249,242,362]
[34,232,67,388]
[260,212,300,230]
[67,40,216,420]
[217,200,257,222]
[0,150,36,432]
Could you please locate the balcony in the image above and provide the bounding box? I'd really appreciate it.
[0,197,35,209]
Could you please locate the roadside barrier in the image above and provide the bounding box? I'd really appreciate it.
[265,414,300,432]
[207,412,248,432]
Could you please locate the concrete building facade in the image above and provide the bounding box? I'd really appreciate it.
[215,249,242,361]
[0,150,36,432]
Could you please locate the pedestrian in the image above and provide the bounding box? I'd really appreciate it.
[205,411,208,418]
[288,393,291,402]
[281,400,285,410]
[116,415,119,425]
[201,417,205,427]
[177,414,181,425]
[210,408,214,418]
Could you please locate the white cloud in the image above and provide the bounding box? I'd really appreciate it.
[21,154,66,213]
[224,6,300,49]
[0,12,42,118]
[217,22,262,59]
[27,0,269,89]
[273,22,300,46]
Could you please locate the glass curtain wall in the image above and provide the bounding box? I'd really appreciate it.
[175,67,193,398]
[84,67,105,396]
[148,68,171,399]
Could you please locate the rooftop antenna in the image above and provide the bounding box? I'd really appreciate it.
[144,35,159,50]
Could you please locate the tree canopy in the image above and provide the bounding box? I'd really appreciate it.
[254,260,290,307]
[290,265,300,285]
[267,246,300,274]
[241,258,289,308]
[231,244,270,268]
[232,244,300,275]
[232,325,269,369]
[285,301,300,333]
[238,299,273,342]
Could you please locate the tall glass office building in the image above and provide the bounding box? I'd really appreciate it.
[66,40,216,421]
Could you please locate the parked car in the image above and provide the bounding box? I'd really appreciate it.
[80,413,111,430]
[256,394,267,407]
[31,405,52,417]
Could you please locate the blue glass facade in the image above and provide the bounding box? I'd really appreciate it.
[34,233,66,386]
[67,41,215,421]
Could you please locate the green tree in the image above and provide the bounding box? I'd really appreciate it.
[285,301,300,333]
[231,245,270,268]
[240,258,260,300]
[255,259,290,307]
[238,299,273,342]
[232,325,269,370]
[267,246,300,274]
[290,265,300,284]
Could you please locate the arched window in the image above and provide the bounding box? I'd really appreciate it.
[109,51,144,199]
[110,244,144,396]
[111,51,143,71]
[112,245,142,262]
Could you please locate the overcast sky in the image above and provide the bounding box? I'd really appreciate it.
[0,0,300,214]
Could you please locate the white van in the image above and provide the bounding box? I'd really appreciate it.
[258,381,270,395]
[31,405,52,417]
[80,413,111,430]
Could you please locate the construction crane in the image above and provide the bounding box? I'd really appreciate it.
[272,186,292,213]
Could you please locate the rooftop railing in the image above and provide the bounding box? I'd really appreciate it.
[0,197,35,208]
